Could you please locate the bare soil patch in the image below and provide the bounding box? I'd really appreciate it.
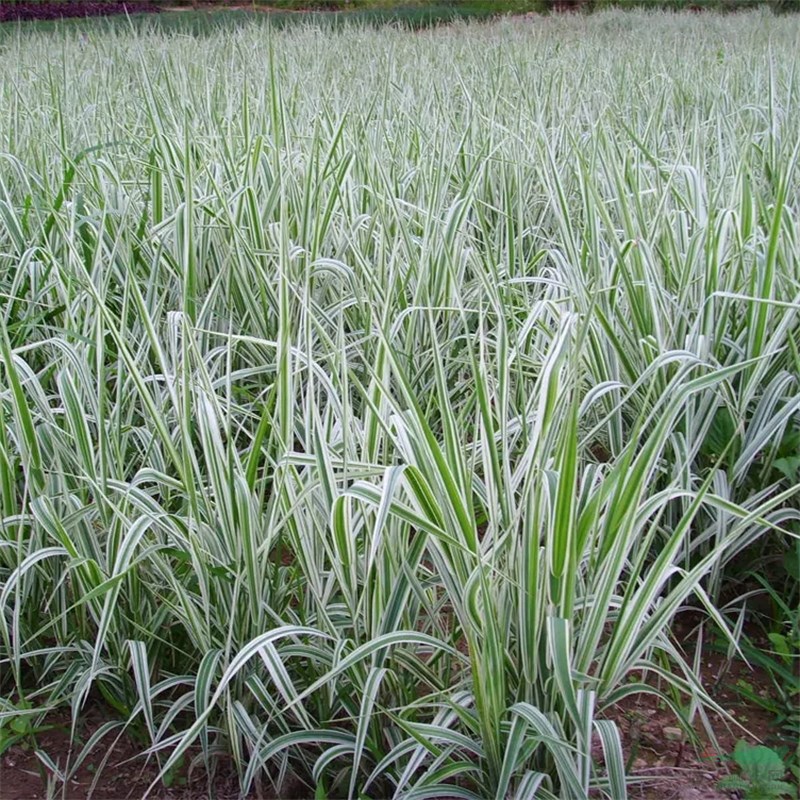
[0,707,307,800]
[614,625,780,800]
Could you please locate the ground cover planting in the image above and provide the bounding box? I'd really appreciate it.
[0,8,799,799]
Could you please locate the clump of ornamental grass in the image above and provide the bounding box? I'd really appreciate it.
[1,9,799,799]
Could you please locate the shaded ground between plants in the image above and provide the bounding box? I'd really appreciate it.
[0,645,779,800]
[0,706,306,800]
[616,649,776,799]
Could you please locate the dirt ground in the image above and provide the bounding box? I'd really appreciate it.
[614,650,777,800]
[0,707,250,800]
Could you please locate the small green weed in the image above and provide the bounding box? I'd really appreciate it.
[162,753,188,789]
[717,741,797,799]
[0,700,53,756]
[727,543,800,775]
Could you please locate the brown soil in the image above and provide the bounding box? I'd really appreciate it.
[0,707,307,800]
[612,621,781,800]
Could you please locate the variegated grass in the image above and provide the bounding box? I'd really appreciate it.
[1,9,799,799]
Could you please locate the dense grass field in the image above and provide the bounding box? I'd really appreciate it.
[1,9,799,799]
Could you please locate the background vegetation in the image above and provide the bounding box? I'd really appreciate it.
[3,0,800,16]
